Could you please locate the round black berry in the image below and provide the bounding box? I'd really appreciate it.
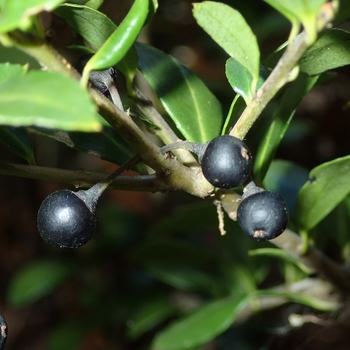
[0,312,7,350]
[201,135,252,189]
[37,189,97,248]
[237,190,288,241]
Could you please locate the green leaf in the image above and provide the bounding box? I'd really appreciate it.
[225,60,267,105]
[221,94,246,135]
[0,0,66,32]
[0,126,35,164]
[249,248,312,274]
[265,0,327,41]
[300,28,350,76]
[82,0,148,87]
[127,296,176,339]
[254,73,318,184]
[225,58,253,104]
[153,287,336,350]
[8,260,71,308]
[193,1,260,92]
[0,71,102,131]
[265,0,327,20]
[296,155,350,231]
[30,124,147,173]
[136,43,223,142]
[55,3,138,94]
[263,160,309,217]
[47,321,87,350]
[153,295,248,350]
[0,62,27,84]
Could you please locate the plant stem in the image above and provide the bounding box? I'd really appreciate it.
[0,161,167,192]
[134,87,198,167]
[230,31,310,140]
[9,40,213,197]
[230,2,335,140]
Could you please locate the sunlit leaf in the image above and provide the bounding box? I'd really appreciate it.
[0,62,27,83]
[265,0,327,41]
[0,0,66,32]
[193,1,260,92]
[55,3,138,94]
[0,71,101,131]
[136,43,223,142]
[300,28,350,75]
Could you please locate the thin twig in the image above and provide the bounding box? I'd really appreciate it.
[272,229,350,294]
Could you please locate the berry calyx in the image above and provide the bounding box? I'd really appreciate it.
[201,135,252,189]
[237,190,288,241]
[37,189,97,248]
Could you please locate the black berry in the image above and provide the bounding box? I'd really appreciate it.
[37,189,97,248]
[201,135,252,188]
[74,54,116,94]
[237,190,288,241]
[0,312,7,350]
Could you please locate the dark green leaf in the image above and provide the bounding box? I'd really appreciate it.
[153,287,336,350]
[55,3,138,93]
[0,126,35,164]
[221,94,246,135]
[0,71,102,131]
[300,29,350,76]
[254,73,318,184]
[0,0,65,32]
[296,155,350,231]
[127,296,176,339]
[8,260,71,308]
[30,124,147,173]
[136,43,223,142]
[47,321,87,350]
[225,58,253,104]
[263,160,309,217]
[193,1,260,92]
[249,247,312,274]
[153,295,249,350]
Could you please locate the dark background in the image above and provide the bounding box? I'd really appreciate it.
[1,1,350,349]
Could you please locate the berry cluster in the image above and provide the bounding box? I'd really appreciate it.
[200,135,288,241]
[37,135,288,249]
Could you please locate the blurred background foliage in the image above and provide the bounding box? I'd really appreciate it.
[1,0,350,349]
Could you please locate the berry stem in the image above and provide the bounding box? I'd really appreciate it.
[160,141,208,160]
[76,155,141,212]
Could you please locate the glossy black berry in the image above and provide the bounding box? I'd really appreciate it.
[0,312,7,350]
[37,189,97,248]
[237,190,288,241]
[201,135,252,189]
